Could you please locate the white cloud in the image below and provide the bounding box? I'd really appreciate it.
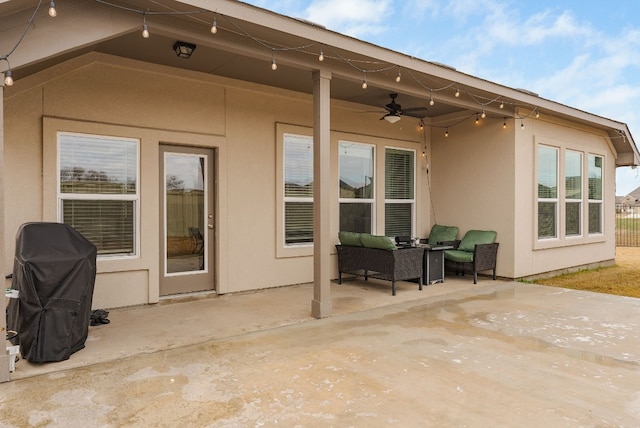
[303,0,393,37]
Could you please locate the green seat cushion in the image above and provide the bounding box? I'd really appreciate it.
[427,224,459,245]
[360,233,397,250]
[457,230,497,252]
[338,231,362,246]
[444,249,474,263]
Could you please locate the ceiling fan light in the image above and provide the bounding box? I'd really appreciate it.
[383,113,401,124]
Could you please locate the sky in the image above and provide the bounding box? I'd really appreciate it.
[242,0,640,195]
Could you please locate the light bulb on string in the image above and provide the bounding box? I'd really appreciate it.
[318,49,324,62]
[499,101,504,109]
[362,74,367,89]
[535,110,540,118]
[4,68,13,86]
[481,109,486,119]
[211,16,217,34]
[521,120,525,130]
[503,119,507,129]
[271,56,277,71]
[429,92,435,106]
[455,87,460,97]
[48,0,57,17]
[475,114,479,125]
[142,16,149,38]
[395,68,401,83]
[419,120,424,130]
[445,128,449,138]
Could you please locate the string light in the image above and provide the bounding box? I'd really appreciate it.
[48,0,57,17]
[4,69,13,86]
[476,115,480,125]
[503,119,507,129]
[521,120,525,130]
[211,16,217,34]
[535,110,540,118]
[419,120,424,130]
[0,0,553,119]
[445,128,449,137]
[142,15,149,38]
[481,109,486,119]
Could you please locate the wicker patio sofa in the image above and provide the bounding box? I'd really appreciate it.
[444,229,499,284]
[335,231,424,296]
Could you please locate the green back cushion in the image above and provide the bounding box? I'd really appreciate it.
[338,231,362,246]
[428,224,459,245]
[458,230,497,252]
[360,233,397,250]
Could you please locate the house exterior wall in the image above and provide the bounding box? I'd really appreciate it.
[514,116,616,277]
[430,115,516,278]
[430,111,616,280]
[3,53,428,309]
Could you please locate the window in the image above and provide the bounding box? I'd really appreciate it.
[339,142,374,233]
[565,150,582,236]
[588,154,603,234]
[385,148,415,237]
[58,133,139,257]
[537,143,605,244]
[283,134,313,246]
[537,145,558,239]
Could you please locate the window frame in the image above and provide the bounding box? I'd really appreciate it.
[588,153,604,235]
[564,149,583,238]
[338,140,376,234]
[384,146,416,238]
[537,144,559,240]
[57,131,140,259]
[282,133,314,248]
[535,139,605,249]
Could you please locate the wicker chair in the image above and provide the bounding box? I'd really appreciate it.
[444,230,499,284]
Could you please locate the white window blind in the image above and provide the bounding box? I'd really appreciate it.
[58,133,139,256]
[588,154,603,234]
[538,145,558,239]
[283,134,313,245]
[385,148,415,237]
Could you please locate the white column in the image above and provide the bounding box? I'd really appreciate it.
[311,69,332,319]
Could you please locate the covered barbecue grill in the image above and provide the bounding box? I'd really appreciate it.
[7,222,97,363]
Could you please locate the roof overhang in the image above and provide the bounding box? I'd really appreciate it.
[1,0,638,166]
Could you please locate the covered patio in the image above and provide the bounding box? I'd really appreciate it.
[3,277,640,425]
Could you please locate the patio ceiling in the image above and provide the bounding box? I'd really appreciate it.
[1,0,638,165]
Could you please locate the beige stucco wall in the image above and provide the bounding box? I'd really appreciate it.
[431,110,616,280]
[3,53,427,308]
[430,115,516,278]
[514,115,616,277]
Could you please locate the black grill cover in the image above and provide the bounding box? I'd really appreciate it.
[7,222,97,363]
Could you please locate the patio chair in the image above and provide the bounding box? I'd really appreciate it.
[444,230,499,284]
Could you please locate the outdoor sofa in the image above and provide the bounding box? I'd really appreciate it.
[335,231,423,296]
[444,229,499,284]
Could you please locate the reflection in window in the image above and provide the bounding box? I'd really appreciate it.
[58,133,138,256]
[284,134,313,245]
[588,154,603,234]
[537,145,558,239]
[339,142,374,233]
[565,150,582,236]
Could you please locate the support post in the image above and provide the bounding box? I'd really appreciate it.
[0,82,10,382]
[311,69,332,319]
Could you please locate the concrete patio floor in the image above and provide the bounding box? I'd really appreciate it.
[2,277,640,426]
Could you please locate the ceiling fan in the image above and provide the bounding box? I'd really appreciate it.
[381,93,428,123]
